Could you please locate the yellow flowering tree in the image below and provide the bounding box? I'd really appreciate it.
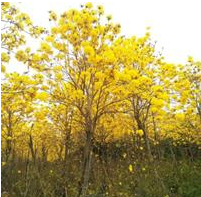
[1,73,40,161]
[1,2,45,72]
[27,3,125,196]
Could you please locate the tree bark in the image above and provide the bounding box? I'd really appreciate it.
[78,130,93,197]
[135,116,170,196]
[28,134,36,163]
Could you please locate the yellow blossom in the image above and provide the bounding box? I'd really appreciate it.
[129,164,133,172]
[136,129,144,137]
[1,52,10,62]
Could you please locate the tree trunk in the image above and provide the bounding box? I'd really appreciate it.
[136,117,170,196]
[78,130,93,197]
[28,134,36,163]
[5,111,13,162]
[41,144,48,163]
[5,139,12,162]
[61,131,71,197]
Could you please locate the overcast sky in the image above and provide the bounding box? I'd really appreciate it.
[13,0,201,64]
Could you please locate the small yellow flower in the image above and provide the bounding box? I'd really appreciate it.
[40,42,52,53]
[128,164,133,172]
[15,50,27,62]
[107,15,112,20]
[136,129,144,137]
[7,136,12,140]
[1,65,6,73]
[49,11,57,21]
[83,45,94,56]
[97,5,104,15]
[46,36,54,43]
[140,146,144,150]
[188,56,193,63]
[1,52,10,62]
[32,54,41,62]
[85,2,93,9]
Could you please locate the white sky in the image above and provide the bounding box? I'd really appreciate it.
[8,0,201,64]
